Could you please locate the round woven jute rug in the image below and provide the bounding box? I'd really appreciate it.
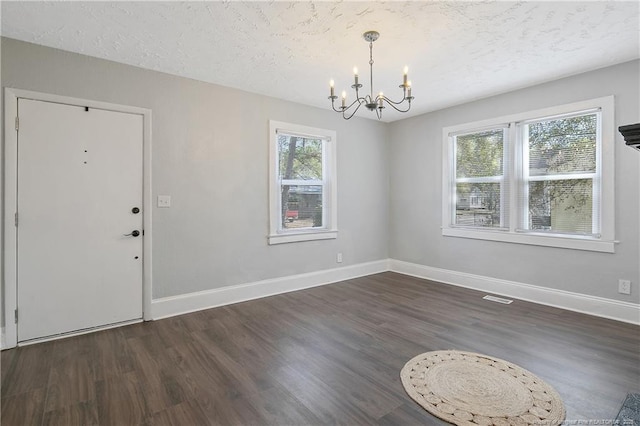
[400,350,565,425]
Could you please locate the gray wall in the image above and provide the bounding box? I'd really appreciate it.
[2,37,638,310]
[1,38,390,299]
[388,60,640,303]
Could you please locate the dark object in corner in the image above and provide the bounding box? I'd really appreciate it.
[619,123,640,151]
[615,393,640,425]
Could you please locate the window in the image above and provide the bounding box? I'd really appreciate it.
[523,112,598,235]
[453,127,508,229]
[442,97,615,252]
[269,121,337,244]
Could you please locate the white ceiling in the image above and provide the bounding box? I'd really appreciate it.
[2,1,639,122]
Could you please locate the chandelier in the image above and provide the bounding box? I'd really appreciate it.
[328,31,414,120]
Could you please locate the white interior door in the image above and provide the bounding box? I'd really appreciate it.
[17,98,143,342]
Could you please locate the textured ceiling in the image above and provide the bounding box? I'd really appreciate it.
[2,1,639,122]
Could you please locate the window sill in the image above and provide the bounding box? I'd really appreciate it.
[442,227,615,253]
[268,229,338,245]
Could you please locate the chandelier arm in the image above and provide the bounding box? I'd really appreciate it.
[382,98,412,113]
[346,97,367,110]
[381,95,408,105]
[330,102,345,113]
[331,97,365,114]
[342,100,365,120]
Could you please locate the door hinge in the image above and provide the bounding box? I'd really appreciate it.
[15,116,19,131]
[14,309,18,324]
[15,212,19,227]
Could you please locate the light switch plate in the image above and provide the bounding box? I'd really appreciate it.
[157,195,171,208]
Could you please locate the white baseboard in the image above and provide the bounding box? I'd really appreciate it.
[152,258,638,325]
[5,257,631,349]
[389,259,640,325]
[151,259,390,320]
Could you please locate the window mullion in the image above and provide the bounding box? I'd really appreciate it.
[504,124,514,232]
[455,176,503,184]
[592,111,603,234]
[518,122,529,232]
[322,141,329,228]
[527,173,596,182]
[448,135,457,227]
[281,179,323,186]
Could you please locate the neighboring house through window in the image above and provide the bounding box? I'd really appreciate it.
[269,121,337,245]
[442,96,615,252]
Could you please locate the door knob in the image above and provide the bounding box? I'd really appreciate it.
[124,230,140,237]
[132,207,140,214]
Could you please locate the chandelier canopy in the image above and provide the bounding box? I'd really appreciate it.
[328,31,414,120]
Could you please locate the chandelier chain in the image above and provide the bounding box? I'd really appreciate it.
[369,41,374,99]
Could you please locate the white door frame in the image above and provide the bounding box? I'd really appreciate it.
[2,88,153,349]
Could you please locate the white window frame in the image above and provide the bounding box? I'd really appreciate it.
[442,96,615,253]
[268,120,337,245]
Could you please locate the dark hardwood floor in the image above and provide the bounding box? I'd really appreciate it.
[2,272,639,425]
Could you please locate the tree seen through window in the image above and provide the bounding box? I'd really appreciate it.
[277,135,324,229]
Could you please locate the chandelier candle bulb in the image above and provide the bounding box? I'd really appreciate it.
[378,93,384,108]
[408,81,412,98]
[330,80,334,97]
[341,91,346,108]
[403,66,408,86]
[353,67,359,85]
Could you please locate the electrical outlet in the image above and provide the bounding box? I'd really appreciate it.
[618,279,631,295]
[336,252,343,263]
